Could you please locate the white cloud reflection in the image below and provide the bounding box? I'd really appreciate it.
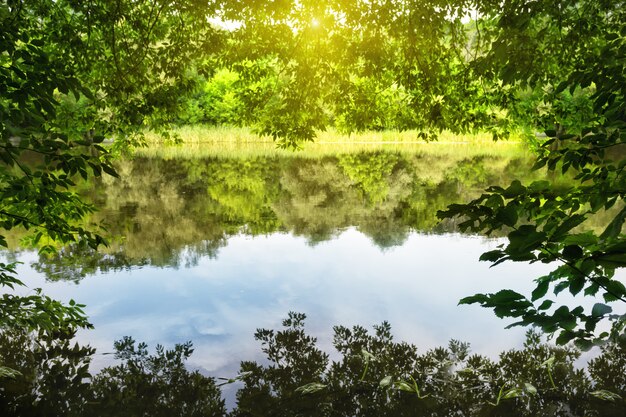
[16,229,619,382]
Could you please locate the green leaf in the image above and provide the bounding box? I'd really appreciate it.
[551,216,587,241]
[574,339,594,351]
[554,281,569,295]
[541,356,555,369]
[479,250,505,263]
[604,280,626,302]
[502,388,523,399]
[508,225,546,253]
[394,381,414,392]
[532,280,549,301]
[524,383,537,396]
[599,206,626,240]
[0,366,22,379]
[295,382,327,394]
[560,316,577,331]
[537,300,554,310]
[380,376,393,388]
[528,180,551,192]
[590,390,622,402]
[595,254,626,268]
[556,330,575,345]
[361,349,375,361]
[502,180,526,198]
[584,282,600,296]
[490,290,527,304]
[101,164,119,178]
[579,259,596,276]
[459,294,488,305]
[569,275,585,296]
[496,204,518,227]
[591,303,612,317]
[555,81,569,94]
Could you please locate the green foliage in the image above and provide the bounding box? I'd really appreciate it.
[11,148,612,282]
[89,337,225,417]
[512,86,596,141]
[338,152,402,205]
[1,0,222,337]
[218,1,502,147]
[1,0,221,249]
[0,327,94,417]
[438,0,626,346]
[177,68,246,126]
[0,329,225,417]
[2,0,625,373]
[229,313,626,416]
[2,315,626,416]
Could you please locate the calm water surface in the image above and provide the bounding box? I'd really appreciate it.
[8,145,607,382]
[17,231,552,372]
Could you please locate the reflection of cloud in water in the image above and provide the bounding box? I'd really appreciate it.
[16,229,622,382]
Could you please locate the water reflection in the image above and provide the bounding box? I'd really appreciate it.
[7,147,617,414]
[1,314,624,416]
[232,313,626,416]
[0,328,225,417]
[10,150,568,281]
[17,231,562,380]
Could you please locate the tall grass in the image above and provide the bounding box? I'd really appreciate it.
[141,125,529,159]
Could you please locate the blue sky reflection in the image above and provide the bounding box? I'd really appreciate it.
[17,229,582,378]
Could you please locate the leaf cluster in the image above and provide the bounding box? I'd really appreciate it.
[438,0,626,346]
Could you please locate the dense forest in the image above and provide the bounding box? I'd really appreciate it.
[1,0,625,414]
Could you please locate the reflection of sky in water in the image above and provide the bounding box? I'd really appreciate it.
[15,229,618,386]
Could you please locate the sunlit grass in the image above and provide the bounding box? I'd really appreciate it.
[141,125,529,159]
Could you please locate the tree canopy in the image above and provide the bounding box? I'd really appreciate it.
[437,0,626,348]
[1,0,221,334]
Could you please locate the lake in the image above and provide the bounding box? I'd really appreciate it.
[4,141,622,412]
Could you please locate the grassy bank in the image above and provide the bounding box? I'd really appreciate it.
[141,125,529,159]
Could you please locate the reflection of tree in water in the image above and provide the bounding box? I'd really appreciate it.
[204,157,283,235]
[17,151,556,281]
[1,315,624,416]
[30,243,139,283]
[96,158,229,268]
[0,328,225,417]
[0,327,93,417]
[274,158,363,243]
[89,337,225,417]
[232,313,626,417]
[338,152,404,205]
[339,151,414,248]
[30,240,225,283]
